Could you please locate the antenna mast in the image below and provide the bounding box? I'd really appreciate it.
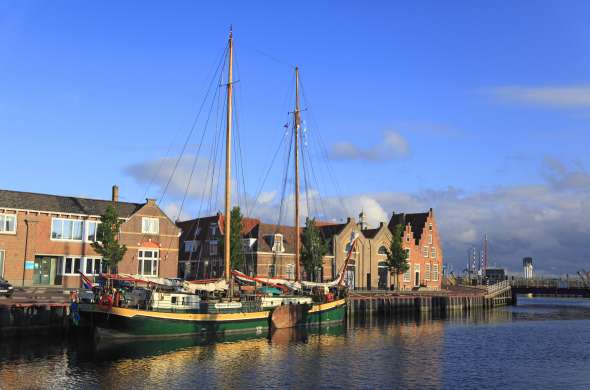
[224,28,234,284]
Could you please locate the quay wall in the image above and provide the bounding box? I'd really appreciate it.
[0,303,71,337]
[347,290,512,317]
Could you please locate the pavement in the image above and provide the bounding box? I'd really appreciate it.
[0,287,70,305]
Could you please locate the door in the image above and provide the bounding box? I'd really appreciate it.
[34,256,60,285]
[414,264,420,287]
[0,250,4,278]
[378,262,388,289]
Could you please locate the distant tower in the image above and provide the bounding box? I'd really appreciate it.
[483,234,488,275]
[358,210,367,230]
[523,257,534,279]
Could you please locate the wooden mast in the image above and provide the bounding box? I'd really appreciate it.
[224,28,234,285]
[294,67,301,282]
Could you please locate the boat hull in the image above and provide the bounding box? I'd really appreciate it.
[79,299,346,338]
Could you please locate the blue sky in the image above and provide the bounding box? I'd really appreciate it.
[2,1,590,274]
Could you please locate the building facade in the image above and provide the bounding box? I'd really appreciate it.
[177,208,444,290]
[0,187,180,288]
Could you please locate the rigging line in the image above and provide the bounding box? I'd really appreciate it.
[249,125,289,217]
[240,43,295,69]
[276,126,294,230]
[299,78,347,210]
[301,122,328,220]
[300,131,312,220]
[211,70,227,214]
[233,88,250,217]
[157,43,229,207]
[143,45,228,201]
[176,67,224,223]
[175,56,228,269]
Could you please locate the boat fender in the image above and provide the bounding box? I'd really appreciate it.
[98,294,113,311]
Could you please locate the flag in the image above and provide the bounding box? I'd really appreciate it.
[79,271,93,290]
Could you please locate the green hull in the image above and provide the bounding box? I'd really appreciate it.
[80,299,346,338]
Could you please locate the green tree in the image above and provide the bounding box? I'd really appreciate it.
[386,224,409,290]
[91,205,127,275]
[301,217,328,282]
[220,206,246,272]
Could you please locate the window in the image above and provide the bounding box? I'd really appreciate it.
[431,247,436,259]
[184,240,199,253]
[268,264,276,277]
[84,258,103,275]
[403,264,410,282]
[286,264,295,279]
[422,246,429,258]
[209,223,217,236]
[433,264,439,281]
[86,221,99,242]
[0,214,16,234]
[63,257,82,275]
[272,234,284,253]
[51,218,83,240]
[209,240,218,256]
[378,246,388,256]
[428,234,432,244]
[405,248,410,258]
[428,223,432,231]
[425,263,431,280]
[138,250,159,277]
[142,217,159,234]
[406,236,410,242]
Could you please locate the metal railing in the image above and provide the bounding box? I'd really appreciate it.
[510,278,588,289]
[486,280,510,295]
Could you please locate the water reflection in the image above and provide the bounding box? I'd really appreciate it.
[1,298,589,389]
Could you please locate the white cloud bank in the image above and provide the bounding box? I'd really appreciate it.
[126,156,590,275]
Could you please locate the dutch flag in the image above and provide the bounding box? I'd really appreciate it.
[78,271,94,290]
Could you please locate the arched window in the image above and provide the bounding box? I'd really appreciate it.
[378,246,388,256]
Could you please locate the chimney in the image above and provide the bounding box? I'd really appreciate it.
[112,185,119,202]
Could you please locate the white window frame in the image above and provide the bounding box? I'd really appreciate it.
[272,234,285,253]
[51,218,84,241]
[142,217,160,235]
[0,214,17,234]
[422,245,429,258]
[63,257,82,275]
[83,257,104,276]
[85,220,100,242]
[425,263,431,281]
[428,223,432,231]
[414,264,420,286]
[403,263,410,282]
[137,249,159,277]
[268,264,276,277]
[209,223,217,236]
[286,263,295,279]
[431,247,436,259]
[404,248,410,258]
[209,240,218,256]
[428,234,433,244]
[433,264,439,281]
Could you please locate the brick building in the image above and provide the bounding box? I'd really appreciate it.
[177,208,443,290]
[0,187,180,288]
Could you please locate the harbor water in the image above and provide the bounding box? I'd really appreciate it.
[1,297,590,389]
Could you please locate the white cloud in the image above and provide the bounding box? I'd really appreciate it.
[162,202,192,222]
[329,130,410,161]
[487,85,590,108]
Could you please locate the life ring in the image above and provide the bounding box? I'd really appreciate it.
[98,294,113,311]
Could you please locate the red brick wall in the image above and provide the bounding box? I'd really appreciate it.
[0,201,179,287]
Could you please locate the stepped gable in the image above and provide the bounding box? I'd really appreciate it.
[389,211,429,244]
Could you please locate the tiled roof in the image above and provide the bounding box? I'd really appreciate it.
[362,227,380,239]
[0,189,143,218]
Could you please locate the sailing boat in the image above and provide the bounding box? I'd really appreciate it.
[79,30,352,338]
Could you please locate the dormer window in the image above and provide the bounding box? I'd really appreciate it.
[210,223,217,236]
[429,223,432,231]
[272,234,284,253]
